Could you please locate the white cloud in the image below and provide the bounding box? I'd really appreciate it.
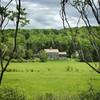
[2,0,99,29]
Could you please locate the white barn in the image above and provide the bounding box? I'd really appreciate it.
[44,49,67,60]
[44,49,59,60]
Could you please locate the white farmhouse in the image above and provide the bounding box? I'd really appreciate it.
[44,49,59,60]
[44,49,67,60]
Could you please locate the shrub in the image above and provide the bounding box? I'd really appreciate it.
[39,50,47,62]
[47,68,51,71]
[25,49,33,59]
[6,68,12,72]
[79,90,100,100]
[79,82,100,100]
[65,66,73,72]
[30,69,34,72]
[33,57,40,62]
[0,87,26,100]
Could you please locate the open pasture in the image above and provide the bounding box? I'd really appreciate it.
[1,60,100,99]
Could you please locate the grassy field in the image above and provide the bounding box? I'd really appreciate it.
[1,60,100,99]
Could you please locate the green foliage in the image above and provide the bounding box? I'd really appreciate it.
[25,49,33,59]
[39,50,47,62]
[0,87,26,100]
[0,6,29,26]
[79,87,100,100]
[33,58,40,62]
[1,26,100,61]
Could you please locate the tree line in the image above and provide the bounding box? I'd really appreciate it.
[1,26,100,62]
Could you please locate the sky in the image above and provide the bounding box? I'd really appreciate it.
[2,0,98,29]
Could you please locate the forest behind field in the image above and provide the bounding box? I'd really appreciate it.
[1,26,100,62]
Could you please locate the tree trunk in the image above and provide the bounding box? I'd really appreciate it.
[0,71,4,85]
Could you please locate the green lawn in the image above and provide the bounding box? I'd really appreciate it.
[1,60,100,99]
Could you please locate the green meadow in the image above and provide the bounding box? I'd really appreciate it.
[1,60,100,99]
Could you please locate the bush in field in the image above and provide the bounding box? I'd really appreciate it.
[79,82,100,100]
[39,50,47,62]
[65,66,73,72]
[0,87,26,100]
[79,90,100,100]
